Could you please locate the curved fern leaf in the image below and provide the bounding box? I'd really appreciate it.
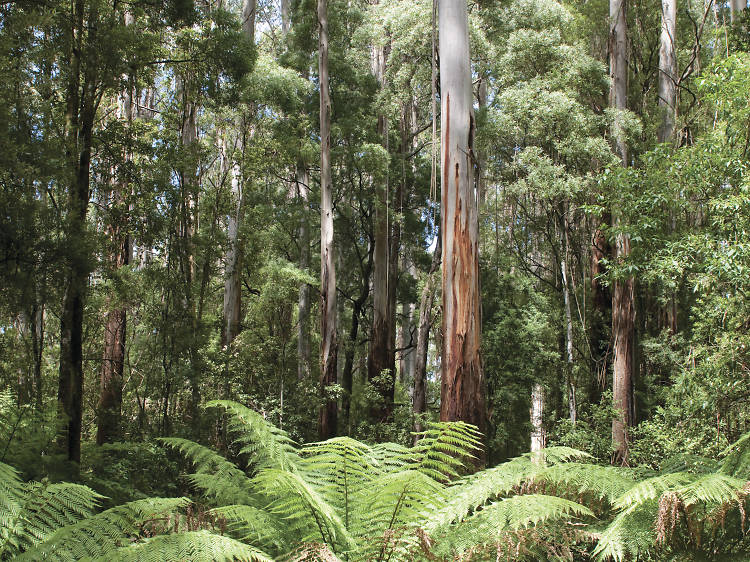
[105,529,272,561]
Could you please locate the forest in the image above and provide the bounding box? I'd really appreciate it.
[2,0,750,559]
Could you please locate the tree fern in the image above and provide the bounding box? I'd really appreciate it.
[107,529,272,561]
[206,400,301,472]
[0,461,103,559]
[429,494,594,559]
[15,497,191,561]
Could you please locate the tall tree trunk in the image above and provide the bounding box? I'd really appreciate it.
[222,0,254,348]
[730,0,745,23]
[58,0,101,466]
[318,0,338,439]
[560,206,576,424]
[658,0,678,334]
[97,12,134,445]
[438,0,486,445]
[368,30,397,424]
[658,0,677,144]
[413,229,441,436]
[177,70,201,434]
[297,165,312,380]
[610,0,634,465]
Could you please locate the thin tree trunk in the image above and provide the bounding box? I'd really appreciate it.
[658,0,678,334]
[222,0,254,348]
[438,0,486,446]
[610,0,634,464]
[297,165,312,380]
[560,208,576,424]
[318,0,338,439]
[413,229,441,437]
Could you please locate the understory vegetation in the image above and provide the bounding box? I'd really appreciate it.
[2,401,750,560]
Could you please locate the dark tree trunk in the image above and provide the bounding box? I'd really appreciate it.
[413,228,441,436]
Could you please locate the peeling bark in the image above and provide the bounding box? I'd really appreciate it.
[438,0,486,447]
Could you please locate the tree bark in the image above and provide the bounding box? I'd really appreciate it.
[730,0,745,23]
[609,0,634,465]
[367,29,398,424]
[438,0,486,444]
[318,0,338,439]
[530,383,546,452]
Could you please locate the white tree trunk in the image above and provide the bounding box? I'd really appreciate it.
[658,0,677,143]
[318,0,338,439]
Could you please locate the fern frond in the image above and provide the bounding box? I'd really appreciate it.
[11,482,103,552]
[424,454,534,533]
[675,472,748,506]
[210,504,286,553]
[411,422,483,481]
[432,494,593,558]
[593,502,656,562]
[353,470,446,561]
[206,400,301,472]
[251,468,354,551]
[106,529,272,562]
[535,463,636,503]
[159,438,256,505]
[613,472,692,510]
[720,431,750,478]
[16,497,191,561]
[301,437,377,528]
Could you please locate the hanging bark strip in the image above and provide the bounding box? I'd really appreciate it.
[438,0,486,445]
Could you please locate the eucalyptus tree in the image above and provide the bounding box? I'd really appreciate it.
[438,0,486,441]
[609,0,634,465]
[318,0,338,439]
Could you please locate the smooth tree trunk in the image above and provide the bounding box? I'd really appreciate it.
[610,0,634,464]
[222,0,254,348]
[658,0,678,334]
[560,234,576,424]
[368,31,398,424]
[318,0,338,439]
[297,165,312,380]
[413,229,441,436]
[438,0,486,443]
[658,0,677,144]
